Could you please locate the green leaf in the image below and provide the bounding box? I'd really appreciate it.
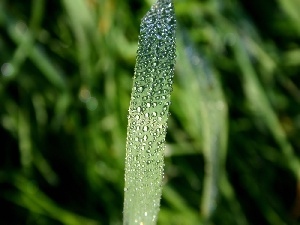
[123,0,176,224]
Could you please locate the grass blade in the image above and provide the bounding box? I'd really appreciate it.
[233,34,300,180]
[123,0,176,224]
[176,30,228,221]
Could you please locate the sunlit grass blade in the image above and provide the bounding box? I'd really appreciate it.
[123,0,176,224]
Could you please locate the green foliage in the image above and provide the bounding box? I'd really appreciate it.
[0,0,300,224]
[123,0,176,224]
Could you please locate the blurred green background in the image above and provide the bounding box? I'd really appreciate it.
[1,0,300,224]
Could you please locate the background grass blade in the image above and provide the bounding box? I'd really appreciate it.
[175,29,228,221]
[233,34,300,180]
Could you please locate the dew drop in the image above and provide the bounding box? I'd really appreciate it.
[138,86,144,93]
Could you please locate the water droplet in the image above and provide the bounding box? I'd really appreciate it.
[148,77,154,83]
[137,86,144,92]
